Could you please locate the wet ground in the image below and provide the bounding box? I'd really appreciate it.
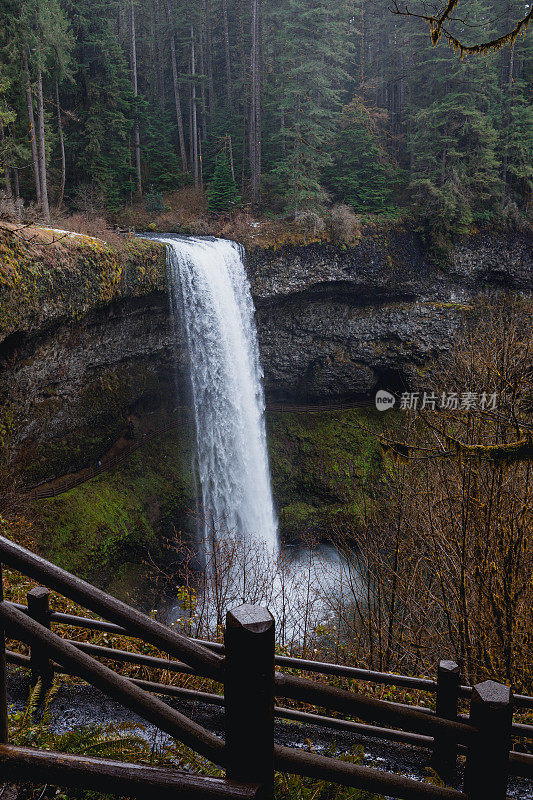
[7,670,532,799]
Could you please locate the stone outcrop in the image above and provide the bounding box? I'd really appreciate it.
[247,229,532,400]
[1,225,531,484]
[0,230,174,484]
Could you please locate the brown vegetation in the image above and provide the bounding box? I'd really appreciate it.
[325,298,532,691]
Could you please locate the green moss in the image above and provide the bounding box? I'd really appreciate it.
[26,407,392,597]
[267,408,390,538]
[30,426,196,603]
[122,237,167,294]
[0,230,166,342]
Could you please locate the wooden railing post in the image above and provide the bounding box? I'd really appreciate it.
[463,680,512,800]
[0,564,8,742]
[27,587,53,692]
[225,604,275,799]
[432,659,460,780]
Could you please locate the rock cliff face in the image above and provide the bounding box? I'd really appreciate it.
[1,226,531,484]
[0,230,174,484]
[4,294,181,484]
[247,230,532,400]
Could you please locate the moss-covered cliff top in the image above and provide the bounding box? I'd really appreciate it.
[0,224,166,343]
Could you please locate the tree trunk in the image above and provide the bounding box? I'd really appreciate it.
[22,50,41,205]
[36,66,50,223]
[227,134,235,183]
[205,0,215,115]
[13,167,20,200]
[130,0,142,198]
[152,0,165,105]
[500,32,514,200]
[222,0,232,105]
[255,0,262,198]
[55,80,66,210]
[360,0,365,88]
[165,0,188,172]
[238,0,247,195]
[199,13,207,140]
[198,134,203,186]
[0,123,13,199]
[190,24,200,188]
[249,0,261,206]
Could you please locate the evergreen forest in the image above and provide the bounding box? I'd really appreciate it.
[0,0,531,234]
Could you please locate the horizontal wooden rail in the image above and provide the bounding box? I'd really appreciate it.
[65,639,199,676]
[1,651,439,752]
[509,750,533,779]
[7,650,531,779]
[4,652,433,748]
[0,745,257,800]
[0,537,222,679]
[0,602,225,765]
[7,600,533,733]
[191,637,437,691]
[11,604,533,713]
[274,654,436,690]
[273,744,466,800]
[192,638,533,711]
[274,672,476,745]
[8,603,130,635]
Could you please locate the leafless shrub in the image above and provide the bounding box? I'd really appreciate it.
[54,212,125,249]
[162,515,342,654]
[0,197,41,224]
[327,204,361,244]
[295,209,326,240]
[317,299,532,688]
[0,197,24,222]
[73,183,106,218]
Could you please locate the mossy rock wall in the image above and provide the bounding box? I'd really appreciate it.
[26,408,387,603]
[0,229,172,485]
[29,425,196,606]
[1,226,530,486]
[0,230,166,343]
[267,408,388,540]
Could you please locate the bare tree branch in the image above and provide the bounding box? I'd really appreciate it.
[389,0,532,55]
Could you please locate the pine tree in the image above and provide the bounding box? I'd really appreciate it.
[325,98,395,212]
[406,0,501,239]
[207,150,240,211]
[62,0,136,207]
[141,108,185,192]
[264,0,353,214]
[0,0,529,220]
[15,0,73,219]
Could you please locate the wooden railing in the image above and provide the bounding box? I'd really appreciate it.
[0,535,531,800]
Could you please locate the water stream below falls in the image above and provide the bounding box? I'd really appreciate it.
[156,235,278,554]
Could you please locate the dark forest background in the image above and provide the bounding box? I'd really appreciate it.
[0,0,531,235]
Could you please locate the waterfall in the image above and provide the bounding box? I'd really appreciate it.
[156,235,278,554]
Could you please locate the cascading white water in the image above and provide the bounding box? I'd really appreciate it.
[156,235,278,554]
